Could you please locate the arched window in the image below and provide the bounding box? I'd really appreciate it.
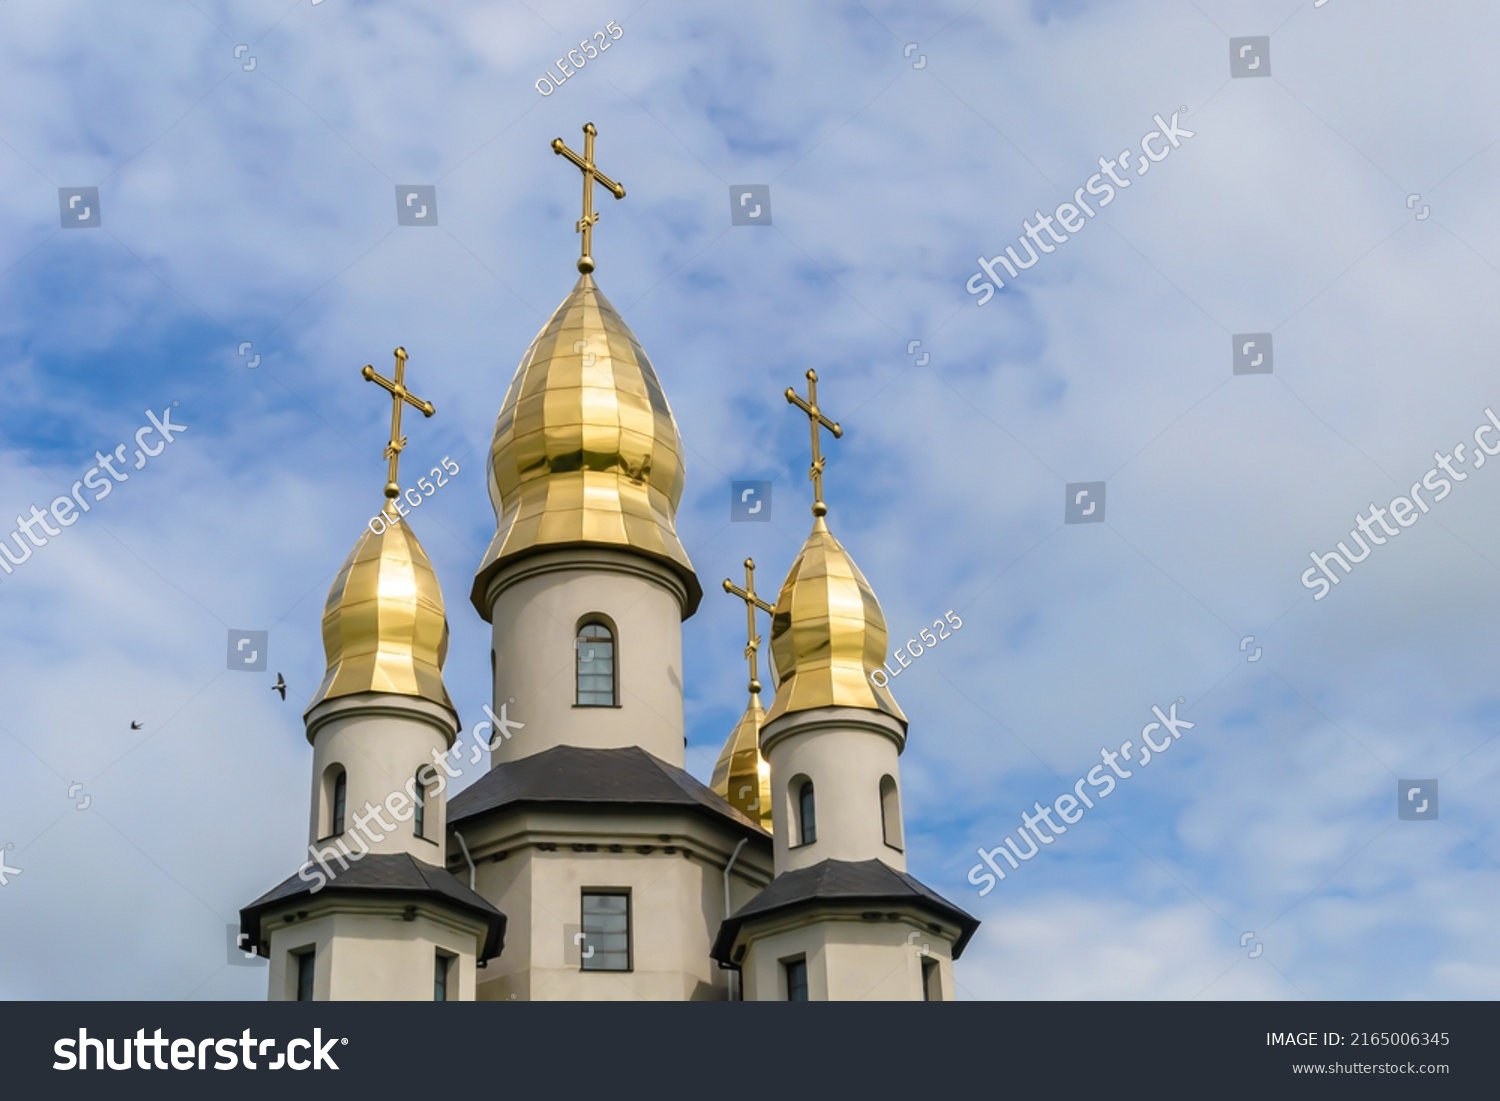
[321,765,347,839]
[796,779,817,846]
[880,775,902,850]
[576,619,616,706]
[413,770,427,839]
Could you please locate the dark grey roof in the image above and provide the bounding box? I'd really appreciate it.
[711,858,981,963]
[447,744,768,839]
[239,851,506,960]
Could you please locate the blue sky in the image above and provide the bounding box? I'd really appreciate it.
[2,0,1499,1000]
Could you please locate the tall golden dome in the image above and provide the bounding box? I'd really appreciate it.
[710,692,773,830]
[472,273,701,615]
[307,510,455,718]
[764,515,906,726]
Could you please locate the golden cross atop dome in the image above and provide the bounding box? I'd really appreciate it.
[552,122,626,274]
[723,557,775,696]
[785,369,843,516]
[361,347,435,512]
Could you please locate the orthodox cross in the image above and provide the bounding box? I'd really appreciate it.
[784,369,843,516]
[361,347,435,512]
[551,122,626,274]
[723,558,775,696]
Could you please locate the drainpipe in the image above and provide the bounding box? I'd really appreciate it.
[722,837,749,1001]
[454,831,477,891]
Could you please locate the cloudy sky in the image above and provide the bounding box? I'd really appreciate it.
[2,0,1498,1001]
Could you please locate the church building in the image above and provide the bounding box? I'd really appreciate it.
[238,123,978,1001]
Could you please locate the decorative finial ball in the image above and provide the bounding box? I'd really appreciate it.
[578,255,595,274]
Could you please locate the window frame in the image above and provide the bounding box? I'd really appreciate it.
[792,778,817,847]
[880,774,903,852]
[783,955,809,1001]
[921,956,941,1002]
[574,616,619,708]
[413,770,427,840]
[434,950,454,1002]
[294,947,316,1002]
[318,765,347,841]
[579,888,632,973]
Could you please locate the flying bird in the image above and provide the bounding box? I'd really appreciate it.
[129,721,142,730]
[272,673,287,700]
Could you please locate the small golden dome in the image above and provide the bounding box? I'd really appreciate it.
[710,692,773,831]
[308,512,455,717]
[764,516,906,725]
[472,273,701,615]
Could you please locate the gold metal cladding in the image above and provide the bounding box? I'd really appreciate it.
[552,121,625,275]
[710,693,774,832]
[768,369,901,721]
[785,368,842,517]
[764,514,906,726]
[308,512,455,716]
[362,347,436,508]
[307,346,452,714]
[472,273,701,615]
[712,557,776,830]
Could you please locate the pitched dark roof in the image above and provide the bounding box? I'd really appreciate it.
[239,851,506,961]
[447,744,768,839]
[710,858,981,963]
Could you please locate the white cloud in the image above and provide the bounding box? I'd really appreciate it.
[1,0,1497,1000]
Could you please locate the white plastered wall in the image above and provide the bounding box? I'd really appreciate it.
[761,707,908,874]
[450,806,771,1001]
[481,549,691,768]
[736,909,957,1002]
[263,898,488,1001]
[304,693,457,862]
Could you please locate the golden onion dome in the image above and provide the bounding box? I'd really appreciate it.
[764,515,906,726]
[471,273,701,615]
[307,510,455,718]
[710,692,773,831]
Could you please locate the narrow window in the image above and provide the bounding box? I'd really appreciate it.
[922,956,940,1002]
[295,948,315,1002]
[434,951,452,1001]
[880,775,902,850]
[413,771,427,839]
[784,957,809,1001]
[797,780,817,846]
[581,890,630,971]
[320,765,347,839]
[576,620,616,706]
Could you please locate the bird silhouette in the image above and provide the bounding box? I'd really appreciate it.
[129,721,142,730]
[272,673,287,700]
